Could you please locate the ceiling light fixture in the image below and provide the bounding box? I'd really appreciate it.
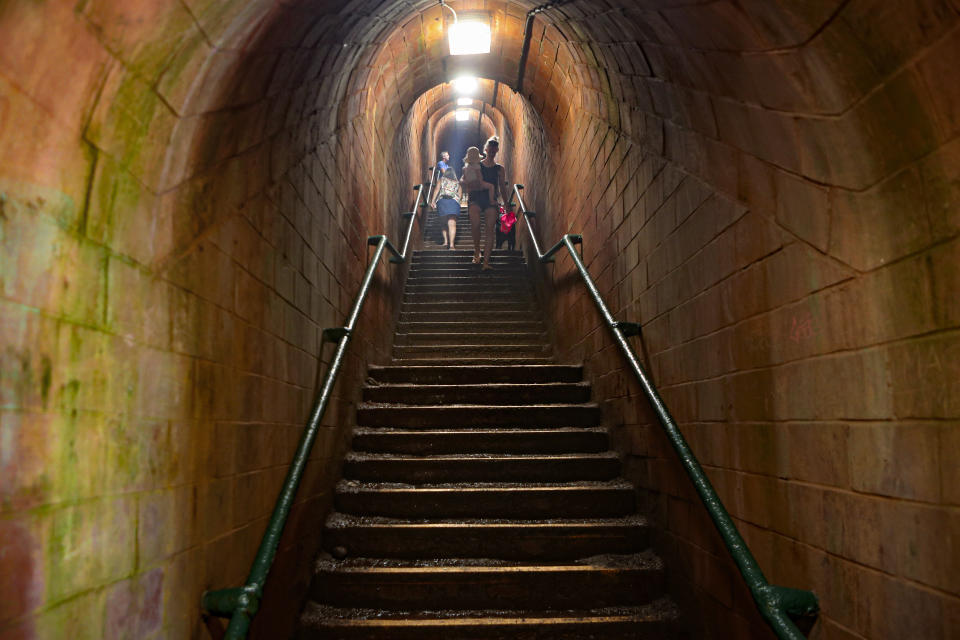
[455,109,470,121]
[457,97,472,106]
[439,1,491,56]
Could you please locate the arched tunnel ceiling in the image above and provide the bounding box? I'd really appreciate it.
[209,0,952,193]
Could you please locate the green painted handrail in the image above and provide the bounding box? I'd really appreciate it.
[511,184,819,639]
[201,184,425,639]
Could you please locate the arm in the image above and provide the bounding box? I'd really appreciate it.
[460,170,484,192]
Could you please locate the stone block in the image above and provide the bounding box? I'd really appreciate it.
[829,167,930,271]
[85,68,179,190]
[733,209,786,269]
[839,0,958,79]
[887,333,960,419]
[773,348,893,421]
[0,205,106,326]
[942,424,960,505]
[783,422,849,487]
[45,497,136,602]
[920,136,960,242]
[856,564,948,639]
[137,487,199,567]
[774,170,830,251]
[103,568,164,639]
[849,423,941,501]
[14,588,106,640]
[0,2,110,134]
[0,514,46,623]
[106,258,171,349]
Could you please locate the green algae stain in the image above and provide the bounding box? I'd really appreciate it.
[40,355,52,408]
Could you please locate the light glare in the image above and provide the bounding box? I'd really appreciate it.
[448,20,491,55]
[457,97,472,106]
[452,76,478,94]
[455,109,470,122]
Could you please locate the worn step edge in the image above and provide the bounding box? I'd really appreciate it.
[367,364,582,382]
[297,600,678,640]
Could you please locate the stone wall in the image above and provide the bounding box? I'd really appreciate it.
[497,2,960,638]
[0,1,423,637]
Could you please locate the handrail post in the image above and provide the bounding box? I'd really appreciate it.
[396,184,424,262]
[201,184,421,638]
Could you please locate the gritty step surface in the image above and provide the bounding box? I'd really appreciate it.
[341,451,621,483]
[351,427,610,454]
[367,364,584,384]
[310,552,665,609]
[298,600,679,639]
[356,403,601,428]
[322,513,649,560]
[362,381,591,404]
[334,480,637,518]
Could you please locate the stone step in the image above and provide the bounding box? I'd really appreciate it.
[397,320,545,333]
[406,275,520,285]
[351,427,609,455]
[298,601,678,640]
[356,403,600,428]
[322,514,649,560]
[400,310,539,322]
[404,291,535,303]
[309,553,664,610]
[342,452,621,483]
[414,250,521,258]
[408,265,528,274]
[362,382,591,405]
[405,283,532,294]
[395,332,547,346]
[391,356,556,366]
[367,364,583,384]
[334,481,636,518]
[392,344,550,359]
[400,301,535,313]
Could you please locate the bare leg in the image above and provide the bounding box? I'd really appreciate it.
[468,202,482,262]
[482,205,497,269]
[447,216,457,249]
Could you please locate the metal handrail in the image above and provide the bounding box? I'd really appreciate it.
[201,184,425,639]
[511,184,819,640]
[424,164,437,208]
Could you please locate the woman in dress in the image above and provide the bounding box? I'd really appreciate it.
[460,136,509,270]
[430,166,462,250]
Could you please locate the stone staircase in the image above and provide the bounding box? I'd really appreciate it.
[296,245,681,638]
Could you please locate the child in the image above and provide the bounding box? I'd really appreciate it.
[462,147,497,204]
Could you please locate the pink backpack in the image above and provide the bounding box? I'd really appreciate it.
[499,208,517,234]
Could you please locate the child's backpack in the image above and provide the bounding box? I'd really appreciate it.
[438,176,459,199]
[499,208,517,234]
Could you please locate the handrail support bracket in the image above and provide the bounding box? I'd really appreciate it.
[613,321,641,337]
[322,327,350,342]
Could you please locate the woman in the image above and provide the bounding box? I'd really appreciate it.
[430,166,462,250]
[461,136,509,270]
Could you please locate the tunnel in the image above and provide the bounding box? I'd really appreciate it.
[0,0,958,638]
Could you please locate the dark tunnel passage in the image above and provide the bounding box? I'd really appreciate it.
[0,0,958,638]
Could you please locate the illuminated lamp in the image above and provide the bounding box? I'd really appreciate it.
[455,109,471,122]
[439,1,491,56]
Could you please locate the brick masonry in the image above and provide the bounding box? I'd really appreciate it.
[1,0,958,639]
